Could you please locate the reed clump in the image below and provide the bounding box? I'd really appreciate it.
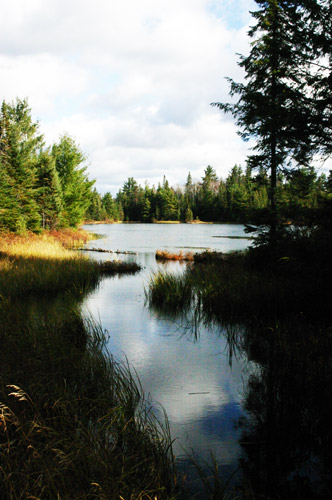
[147,248,326,324]
[156,249,194,261]
[99,260,142,275]
[146,270,194,313]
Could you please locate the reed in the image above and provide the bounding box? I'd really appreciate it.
[156,249,194,261]
[145,270,194,313]
[0,232,141,298]
[0,301,177,500]
[99,260,142,275]
[146,250,319,325]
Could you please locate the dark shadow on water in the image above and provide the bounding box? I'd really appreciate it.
[148,296,332,499]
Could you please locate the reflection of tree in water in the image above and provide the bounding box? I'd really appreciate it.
[238,320,332,499]
[152,306,332,497]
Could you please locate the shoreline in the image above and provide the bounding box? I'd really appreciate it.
[83,219,242,225]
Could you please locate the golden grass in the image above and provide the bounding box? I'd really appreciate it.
[0,230,141,298]
[0,233,74,260]
[0,228,95,260]
[156,249,194,261]
[153,220,181,224]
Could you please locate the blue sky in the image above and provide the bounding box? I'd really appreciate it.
[1,0,257,195]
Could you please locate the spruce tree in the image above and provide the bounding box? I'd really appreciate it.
[0,99,43,232]
[52,134,94,227]
[36,151,63,229]
[212,0,324,245]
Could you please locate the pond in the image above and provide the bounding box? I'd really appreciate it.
[82,223,254,491]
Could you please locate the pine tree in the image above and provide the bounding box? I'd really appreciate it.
[212,0,324,244]
[0,99,43,232]
[35,151,63,229]
[52,134,95,227]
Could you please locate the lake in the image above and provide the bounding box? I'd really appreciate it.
[82,223,254,491]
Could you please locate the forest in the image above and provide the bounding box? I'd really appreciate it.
[1,98,331,232]
[87,164,331,225]
[0,99,94,233]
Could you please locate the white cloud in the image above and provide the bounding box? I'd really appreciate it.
[0,0,256,194]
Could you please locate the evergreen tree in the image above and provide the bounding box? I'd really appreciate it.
[0,99,43,232]
[199,166,219,220]
[212,0,324,244]
[102,192,118,220]
[52,134,94,227]
[85,188,106,221]
[36,151,62,229]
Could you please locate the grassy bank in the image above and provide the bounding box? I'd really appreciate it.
[0,230,141,298]
[0,300,177,500]
[147,232,332,325]
[0,230,177,499]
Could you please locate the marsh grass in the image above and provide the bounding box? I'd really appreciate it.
[147,246,332,325]
[156,250,194,262]
[145,270,194,314]
[0,231,141,298]
[99,260,142,275]
[0,300,177,500]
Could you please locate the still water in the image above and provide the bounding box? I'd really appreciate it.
[82,223,253,486]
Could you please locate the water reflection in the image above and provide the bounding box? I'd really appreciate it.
[83,224,269,495]
[237,320,332,499]
[83,271,250,476]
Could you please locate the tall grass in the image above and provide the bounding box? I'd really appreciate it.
[145,270,194,314]
[0,231,141,298]
[156,250,194,261]
[0,299,177,500]
[146,247,332,325]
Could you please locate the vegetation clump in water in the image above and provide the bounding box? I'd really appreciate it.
[146,227,332,498]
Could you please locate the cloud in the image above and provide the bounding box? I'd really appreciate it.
[0,0,256,194]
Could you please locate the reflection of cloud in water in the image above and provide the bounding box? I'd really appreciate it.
[83,263,248,468]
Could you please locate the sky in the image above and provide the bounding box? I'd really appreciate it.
[1,0,257,195]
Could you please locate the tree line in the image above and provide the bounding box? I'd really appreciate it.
[86,164,331,224]
[1,97,330,232]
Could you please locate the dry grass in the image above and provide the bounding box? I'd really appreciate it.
[0,230,142,298]
[48,227,95,248]
[153,221,181,224]
[0,232,77,260]
[156,249,194,261]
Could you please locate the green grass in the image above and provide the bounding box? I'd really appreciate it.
[147,240,332,326]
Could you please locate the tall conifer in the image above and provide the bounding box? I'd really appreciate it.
[212,0,324,244]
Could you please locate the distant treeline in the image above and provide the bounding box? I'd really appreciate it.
[87,164,331,225]
[1,98,331,233]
